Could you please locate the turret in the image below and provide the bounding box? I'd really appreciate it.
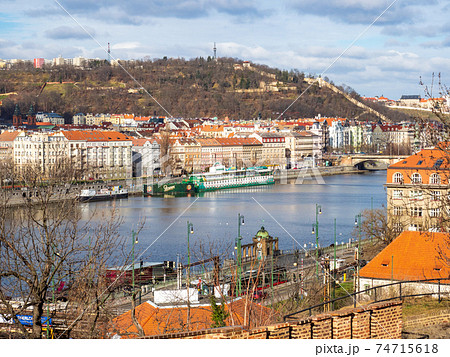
[13,104,22,126]
[27,104,36,126]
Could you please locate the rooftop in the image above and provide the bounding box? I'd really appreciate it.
[360,231,450,283]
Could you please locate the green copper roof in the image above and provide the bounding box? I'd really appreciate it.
[28,104,35,116]
[13,104,21,116]
[256,226,269,239]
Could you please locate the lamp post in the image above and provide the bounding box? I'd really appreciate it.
[354,214,362,294]
[186,221,194,290]
[333,218,337,309]
[235,213,244,296]
[311,204,322,278]
[370,197,373,242]
[186,221,194,329]
[131,230,138,303]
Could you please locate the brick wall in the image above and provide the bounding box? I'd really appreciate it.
[143,300,402,339]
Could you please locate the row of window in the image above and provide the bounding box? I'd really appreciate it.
[393,223,444,232]
[393,189,443,200]
[393,206,441,217]
[393,172,441,184]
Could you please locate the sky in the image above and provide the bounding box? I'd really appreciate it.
[1,0,450,100]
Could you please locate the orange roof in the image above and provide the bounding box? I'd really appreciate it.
[134,116,150,121]
[110,298,277,338]
[200,125,224,132]
[62,130,131,142]
[195,138,220,146]
[387,147,450,185]
[131,138,156,146]
[389,148,450,171]
[360,231,450,283]
[0,131,20,141]
[215,138,262,146]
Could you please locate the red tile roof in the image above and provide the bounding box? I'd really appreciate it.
[388,147,450,170]
[360,231,450,283]
[109,298,277,338]
[0,131,20,141]
[62,130,131,142]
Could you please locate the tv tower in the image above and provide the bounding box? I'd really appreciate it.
[108,42,111,63]
[213,42,217,60]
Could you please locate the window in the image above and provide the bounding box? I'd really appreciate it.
[393,223,403,232]
[393,172,403,183]
[431,191,441,201]
[430,173,441,185]
[408,224,421,231]
[393,190,403,199]
[411,173,422,184]
[410,190,423,200]
[430,208,440,217]
[393,206,403,216]
[410,207,423,217]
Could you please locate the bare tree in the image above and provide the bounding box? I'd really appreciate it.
[0,159,127,338]
[356,207,407,245]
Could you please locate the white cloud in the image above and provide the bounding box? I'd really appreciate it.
[112,42,141,50]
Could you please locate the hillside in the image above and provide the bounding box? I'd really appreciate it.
[0,57,413,122]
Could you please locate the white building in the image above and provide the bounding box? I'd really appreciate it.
[132,138,161,177]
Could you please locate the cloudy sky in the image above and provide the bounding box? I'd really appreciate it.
[1,0,450,99]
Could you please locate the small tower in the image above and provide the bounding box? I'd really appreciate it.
[27,104,36,126]
[213,42,217,60]
[13,104,22,127]
[108,42,111,63]
[252,226,279,260]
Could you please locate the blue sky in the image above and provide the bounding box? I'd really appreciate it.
[1,0,450,99]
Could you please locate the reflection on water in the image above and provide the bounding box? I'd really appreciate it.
[81,171,387,263]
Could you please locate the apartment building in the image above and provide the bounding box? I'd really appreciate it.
[0,131,20,163]
[251,132,286,169]
[196,138,223,170]
[62,130,133,180]
[132,138,161,177]
[386,147,450,233]
[13,131,68,176]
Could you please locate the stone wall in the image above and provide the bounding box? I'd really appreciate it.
[403,311,450,329]
[144,300,402,339]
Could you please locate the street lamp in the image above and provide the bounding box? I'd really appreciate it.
[187,221,194,267]
[312,204,322,277]
[235,213,244,296]
[354,214,362,294]
[187,221,194,290]
[131,230,138,303]
[186,221,194,329]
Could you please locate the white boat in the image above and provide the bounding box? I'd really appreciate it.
[78,185,128,202]
[188,163,274,192]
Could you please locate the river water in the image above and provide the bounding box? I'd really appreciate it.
[79,171,387,263]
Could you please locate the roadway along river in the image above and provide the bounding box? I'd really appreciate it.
[79,170,387,263]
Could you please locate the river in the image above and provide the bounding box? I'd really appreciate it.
[79,170,387,263]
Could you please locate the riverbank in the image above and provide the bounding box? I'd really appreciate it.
[2,166,382,207]
[274,165,365,182]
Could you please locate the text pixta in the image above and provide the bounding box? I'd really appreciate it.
[316,344,359,356]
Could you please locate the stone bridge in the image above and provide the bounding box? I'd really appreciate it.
[339,155,408,170]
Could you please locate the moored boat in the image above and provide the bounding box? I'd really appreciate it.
[144,163,274,196]
[79,185,128,202]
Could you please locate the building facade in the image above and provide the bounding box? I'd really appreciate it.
[386,147,449,233]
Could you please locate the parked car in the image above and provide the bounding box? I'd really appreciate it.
[252,290,267,300]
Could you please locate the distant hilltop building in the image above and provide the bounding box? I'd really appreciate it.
[33,58,44,69]
[53,56,65,66]
[399,95,421,107]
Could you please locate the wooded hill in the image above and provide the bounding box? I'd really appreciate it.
[0,57,412,123]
